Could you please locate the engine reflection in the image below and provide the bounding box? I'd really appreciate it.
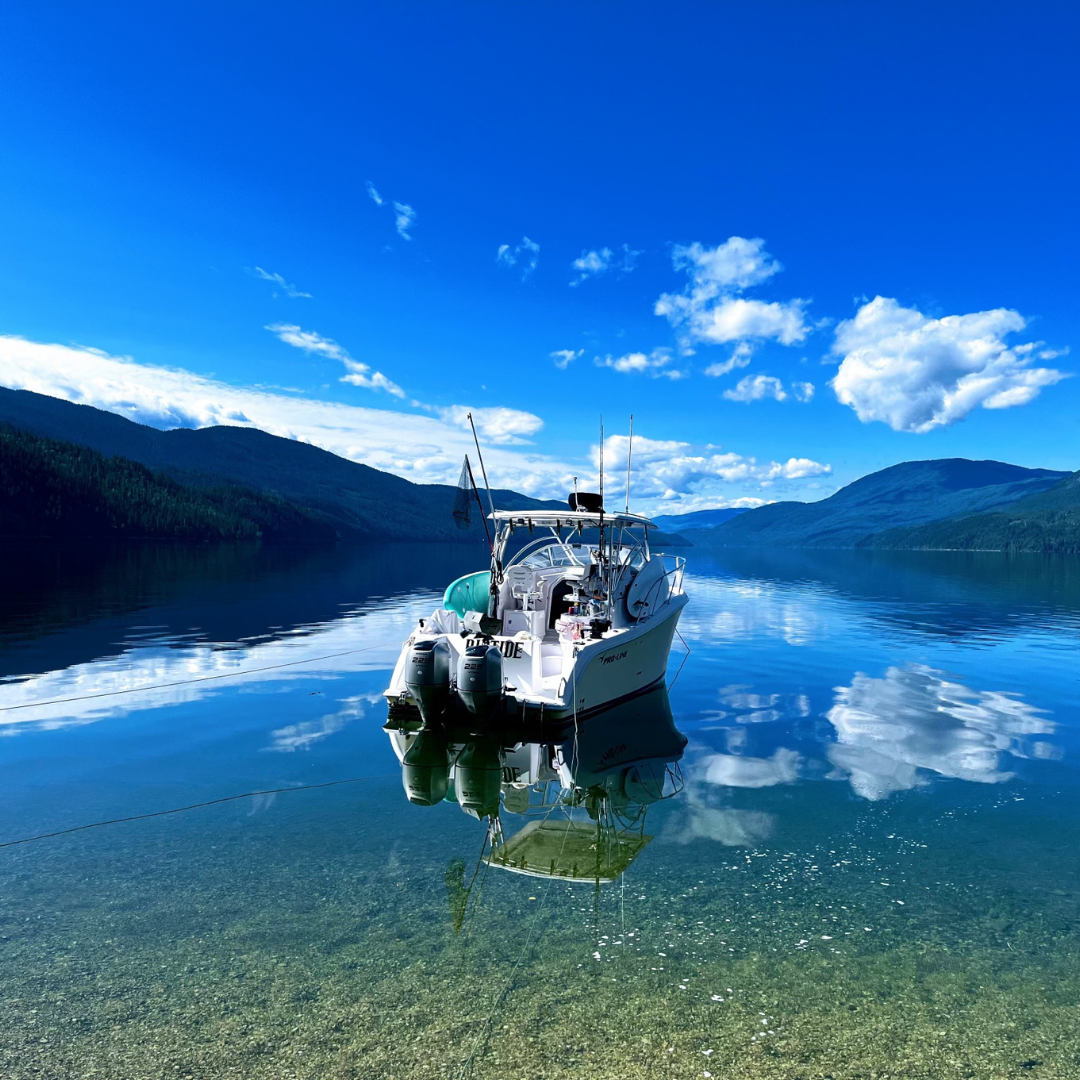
[385,684,686,885]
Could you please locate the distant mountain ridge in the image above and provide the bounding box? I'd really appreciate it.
[685,458,1072,550]
[651,507,748,532]
[0,387,563,542]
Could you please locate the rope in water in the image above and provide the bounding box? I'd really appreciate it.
[667,627,691,688]
[0,772,397,851]
[0,639,402,713]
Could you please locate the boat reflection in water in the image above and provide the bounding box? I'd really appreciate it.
[384,684,686,884]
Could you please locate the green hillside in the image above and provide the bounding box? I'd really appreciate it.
[0,425,338,542]
[867,471,1080,553]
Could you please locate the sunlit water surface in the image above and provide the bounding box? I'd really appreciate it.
[2,542,1079,1080]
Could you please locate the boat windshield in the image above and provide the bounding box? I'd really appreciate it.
[517,542,590,569]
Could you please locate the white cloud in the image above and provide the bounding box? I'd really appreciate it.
[366,182,415,240]
[830,296,1069,432]
[655,237,809,351]
[721,375,815,404]
[595,349,686,380]
[251,267,312,299]
[703,342,754,378]
[550,348,584,370]
[569,244,640,286]
[266,323,404,397]
[266,323,349,362]
[723,374,787,402]
[392,201,416,240]
[827,664,1055,800]
[597,432,831,505]
[432,404,544,445]
[340,360,405,397]
[496,236,540,279]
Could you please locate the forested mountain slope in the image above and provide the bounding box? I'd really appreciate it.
[689,459,1070,549]
[1,425,337,541]
[0,387,562,541]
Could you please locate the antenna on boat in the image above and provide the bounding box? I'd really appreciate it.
[466,411,496,518]
[599,416,604,512]
[625,414,634,513]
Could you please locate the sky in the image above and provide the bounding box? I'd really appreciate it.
[1,2,1077,513]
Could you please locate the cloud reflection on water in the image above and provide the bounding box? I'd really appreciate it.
[0,598,431,735]
[827,664,1055,800]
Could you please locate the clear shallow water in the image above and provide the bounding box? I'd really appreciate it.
[2,542,1080,1079]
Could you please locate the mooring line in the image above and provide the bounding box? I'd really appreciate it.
[0,639,401,714]
[667,627,691,688]
[0,772,396,851]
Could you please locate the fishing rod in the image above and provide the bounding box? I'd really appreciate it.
[467,412,496,518]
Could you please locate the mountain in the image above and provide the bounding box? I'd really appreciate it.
[688,459,1071,550]
[1,425,338,542]
[0,387,563,541]
[651,507,748,532]
[867,469,1080,553]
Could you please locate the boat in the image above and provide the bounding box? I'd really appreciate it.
[385,685,687,886]
[382,489,688,730]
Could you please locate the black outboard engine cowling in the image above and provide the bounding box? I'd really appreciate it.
[405,638,452,724]
[456,645,504,717]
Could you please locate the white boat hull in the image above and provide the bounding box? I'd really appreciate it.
[384,593,687,722]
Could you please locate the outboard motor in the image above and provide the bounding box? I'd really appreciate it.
[454,740,504,816]
[401,728,451,806]
[405,638,452,724]
[456,645,504,718]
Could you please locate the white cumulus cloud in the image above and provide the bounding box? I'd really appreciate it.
[569,244,640,286]
[595,349,685,380]
[496,236,540,279]
[265,323,404,397]
[722,375,815,404]
[830,296,1068,432]
[655,237,809,352]
[724,374,787,402]
[365,181,384,206]
[431,405,544,445]
[251,267,312,299]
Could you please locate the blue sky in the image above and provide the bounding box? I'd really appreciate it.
[1,2,1077,511]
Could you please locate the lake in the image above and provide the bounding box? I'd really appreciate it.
[2,540,1079,1079]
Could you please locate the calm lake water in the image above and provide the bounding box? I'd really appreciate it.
[2,541,1079,1080]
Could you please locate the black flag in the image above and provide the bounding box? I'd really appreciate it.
[452,455,473,530]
